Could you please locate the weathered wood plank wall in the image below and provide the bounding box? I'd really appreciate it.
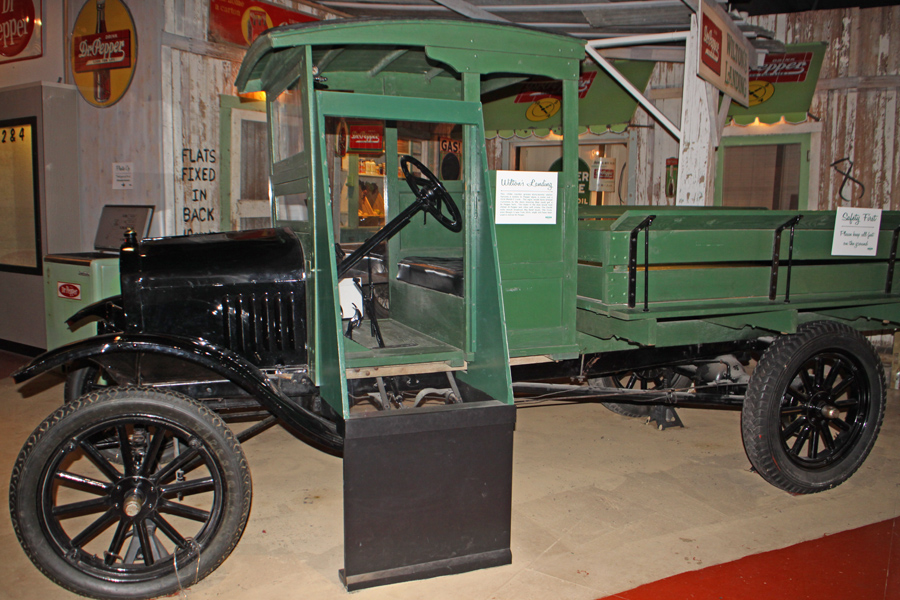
[632,62,683,206]
[162,0,342,235]
[751,6,900,211]
[71,1,165,245]
[633,6,899,210]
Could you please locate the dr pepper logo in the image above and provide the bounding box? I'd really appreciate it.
[73,29,131,72]
[70,0,138,108]
[750,52,813,83]
[57,282,82,300]
[701,17,723,76]
[0,0,36,58]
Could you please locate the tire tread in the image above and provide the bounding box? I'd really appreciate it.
[741,321,885,494]
[9,387,252,600]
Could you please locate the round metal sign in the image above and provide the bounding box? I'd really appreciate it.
[71,0,138,108]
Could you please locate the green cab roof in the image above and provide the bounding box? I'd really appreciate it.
[235,18,586,94]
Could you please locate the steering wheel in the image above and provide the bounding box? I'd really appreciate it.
[400,155,462,233]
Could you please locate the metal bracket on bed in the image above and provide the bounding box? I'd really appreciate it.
[628,215,656,311]
[769,215,803,303]
[886,224,900,293]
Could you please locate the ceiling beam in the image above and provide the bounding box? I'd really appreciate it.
[599,46,685,62]
[429,0,508,21]
[583,1,693,28]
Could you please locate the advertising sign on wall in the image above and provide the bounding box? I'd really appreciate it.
[697,0,752,107]
[71,0,138,108]
[727,42,826,123]
[0,0,43,65]
[209,0,316,47]
[482,62,655,134]
[348,124,383,153]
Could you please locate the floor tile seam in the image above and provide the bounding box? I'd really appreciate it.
[517,565,607,595]
[506,536,615,597]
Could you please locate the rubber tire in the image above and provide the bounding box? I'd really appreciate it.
[591,370,690,419]
[9,387,252,600]
[64,365,108,404]
[741,321,885,494]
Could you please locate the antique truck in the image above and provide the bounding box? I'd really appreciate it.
[10,18,900,600]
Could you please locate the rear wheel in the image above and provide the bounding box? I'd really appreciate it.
[741,322,885,494]
[590,369,690,418]
[9,387,252,599]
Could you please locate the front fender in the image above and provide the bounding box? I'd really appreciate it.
[13,333,344,455]
[65,295,124,330]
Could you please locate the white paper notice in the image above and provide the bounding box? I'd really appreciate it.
[495,171,558,225]
[113,163,134,190]
[832,207,882,256]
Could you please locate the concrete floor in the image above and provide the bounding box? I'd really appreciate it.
[2,364,899,600]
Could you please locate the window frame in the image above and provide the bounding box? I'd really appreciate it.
[714,121,822,210]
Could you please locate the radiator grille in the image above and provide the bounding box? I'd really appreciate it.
[222,291,304,357]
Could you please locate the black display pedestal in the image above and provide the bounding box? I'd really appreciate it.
[340,400,516,590]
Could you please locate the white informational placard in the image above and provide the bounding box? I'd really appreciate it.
[589,157,616,193]
[112,162,134,189]
[832,207,882,256]
[495,170,558,225]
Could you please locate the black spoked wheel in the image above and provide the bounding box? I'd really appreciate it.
[742,321,885,494]
[10,387,252,599]
[590,369,690,418]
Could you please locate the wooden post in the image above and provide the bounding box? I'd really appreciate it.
[676,14,720,207]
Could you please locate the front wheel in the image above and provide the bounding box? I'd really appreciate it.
[65,365,112,403]
[9,387,252,599]
[741,322,885,494]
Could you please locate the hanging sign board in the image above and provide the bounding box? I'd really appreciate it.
[832,207,882,257]
[697,0,752,107]
[728,43,827,124]
[0,0,42,65]
[483,62,655,134]
[495,171,557,225]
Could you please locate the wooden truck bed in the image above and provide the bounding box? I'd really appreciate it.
[575,207,900,350]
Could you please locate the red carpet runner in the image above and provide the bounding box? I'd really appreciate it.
[597,517,899,600]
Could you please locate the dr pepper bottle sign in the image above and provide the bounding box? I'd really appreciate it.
[71,0,137,108]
